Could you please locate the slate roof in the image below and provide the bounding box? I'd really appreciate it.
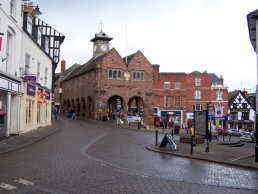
[123,52,137,64]
[247,9,258,51]
[90,30,113,42]
[209,73,223,85]
[228,90,239,106]
[61,51,110,82]
[60,63,81,82]
[228,90,253,109]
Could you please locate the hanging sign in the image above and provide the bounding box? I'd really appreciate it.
[27,84,36,96]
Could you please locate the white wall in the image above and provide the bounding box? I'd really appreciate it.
[22,33,52,89]
[0,0,23,77]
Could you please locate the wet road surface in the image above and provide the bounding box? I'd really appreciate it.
[0,117,257,193]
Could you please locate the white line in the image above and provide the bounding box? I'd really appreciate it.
[0,182,17,190]
[14,179,34,186]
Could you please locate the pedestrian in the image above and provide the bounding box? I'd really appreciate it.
[54,107,58,120]
[116,111,120,125]
[71,107,76,120]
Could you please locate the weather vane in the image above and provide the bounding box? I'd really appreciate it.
[100,20,103,31]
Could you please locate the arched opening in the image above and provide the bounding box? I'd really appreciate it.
[128,96,144,116]
[108,95,124,119]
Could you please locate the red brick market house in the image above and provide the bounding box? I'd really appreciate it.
[60,30,154,125]
[153,65,228,129]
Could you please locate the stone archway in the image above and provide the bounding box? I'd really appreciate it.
[128,96,144,116]
[108,95,124,119]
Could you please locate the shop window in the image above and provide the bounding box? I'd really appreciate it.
[37,103,41,124]
[26,99,34,124]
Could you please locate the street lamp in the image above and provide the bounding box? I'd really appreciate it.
[247,9,258,163]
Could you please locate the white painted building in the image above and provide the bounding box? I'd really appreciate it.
[0,0,64,137]
[0,0,23,137]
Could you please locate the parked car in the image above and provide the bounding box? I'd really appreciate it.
[210,128,218,139]
[228,129,242,137]
[210,123,218,139]
[216,127,230,135]
[240,134,253,142]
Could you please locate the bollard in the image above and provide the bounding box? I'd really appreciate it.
[171,128,174,137]
[155,130,158,146]
[206,139,209,152]
[138,121,141,129]
[229,134,231,142]
[190,136,193,154]
[223,134,225,141]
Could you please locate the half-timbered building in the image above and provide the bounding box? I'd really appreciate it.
[228,90,255,131]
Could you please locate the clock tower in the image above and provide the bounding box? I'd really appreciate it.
[90,30,113,57]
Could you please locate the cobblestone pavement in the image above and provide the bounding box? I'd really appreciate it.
[0,117,257,193]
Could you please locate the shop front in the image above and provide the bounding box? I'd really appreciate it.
[0,73,21,138]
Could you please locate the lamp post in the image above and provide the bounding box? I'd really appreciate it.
[206,102,210,152]
[247,9,258,163]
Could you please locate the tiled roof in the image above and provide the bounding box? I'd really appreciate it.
[60,63,81,82]
[61,52,109,82]
[123,52,137,64]
[209,73,223,85]
[228,90,239,105]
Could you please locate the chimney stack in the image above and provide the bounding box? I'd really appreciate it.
[61,60,66,73]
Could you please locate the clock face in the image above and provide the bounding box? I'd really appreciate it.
[100,44,107,51]
[124,71,130,81]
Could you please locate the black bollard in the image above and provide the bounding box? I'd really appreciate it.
[190,136,193,154]
[155,130,158,146]
[171,128,174,137]
[138,121,141,129]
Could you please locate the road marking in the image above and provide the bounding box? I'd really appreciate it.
[14,179,34,186]
[0,182,17,190]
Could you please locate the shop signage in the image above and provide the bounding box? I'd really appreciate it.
[45,91,50,100]
[27,84,36,96]
[24,75,36,83]
[127,115,141,123]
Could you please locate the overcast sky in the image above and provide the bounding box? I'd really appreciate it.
[32,0,257,92]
